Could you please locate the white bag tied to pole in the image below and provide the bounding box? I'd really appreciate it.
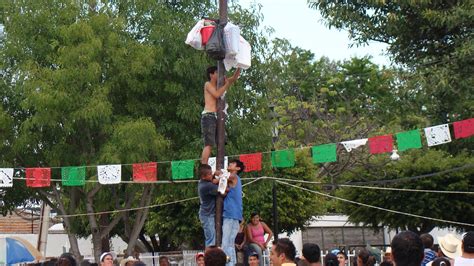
[236,36,251,69]
[223,35,252,70]
[223,22,240,56]
[185,19,204,50]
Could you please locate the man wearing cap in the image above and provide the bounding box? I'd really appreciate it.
[454,231,474,266]
[196,252,205,266]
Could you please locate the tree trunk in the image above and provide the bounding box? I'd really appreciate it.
[86,184,103,262]
[125,185,154,255]
[52,189,82,261]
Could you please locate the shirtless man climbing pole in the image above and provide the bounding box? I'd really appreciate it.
[201,66,241,164]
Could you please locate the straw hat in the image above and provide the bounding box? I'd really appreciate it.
[438,234,462,259]
[120,256,137,266]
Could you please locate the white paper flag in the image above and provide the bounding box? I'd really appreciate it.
[0,168,14,187]
[97,165,121,184]
[208,156,229,173]
[341,138,368,152]
[424,124,451,146]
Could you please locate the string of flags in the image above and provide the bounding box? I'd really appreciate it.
[0,118,472,188]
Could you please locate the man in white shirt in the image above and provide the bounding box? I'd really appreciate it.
[454,231,474,266]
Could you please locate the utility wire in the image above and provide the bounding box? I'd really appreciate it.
[54,176,266,218]
[275,180,474,228]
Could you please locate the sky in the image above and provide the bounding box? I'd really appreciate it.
[238,0,391,66]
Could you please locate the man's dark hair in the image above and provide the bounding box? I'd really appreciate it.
[380,262,393,266]
[198,164,212,178]
[357,249,376,266]
[132,262,146,266]
[273,238,296,262]
[420,233,434,249]
[432,257,451,266]
[206,66,217,81]
[249,251,259,259]
[230,159,245,175]
[391,231,424,266]
[302,243,321,263]
[462,231,474,253]
[204,246,227,266]
[56,253,76,266]
[325,253,338,266]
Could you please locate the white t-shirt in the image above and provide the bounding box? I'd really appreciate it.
[454,256,474,266]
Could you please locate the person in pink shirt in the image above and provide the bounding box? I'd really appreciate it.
[247,212,273,266]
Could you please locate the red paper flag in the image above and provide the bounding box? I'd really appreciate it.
[133,162,157,182]
[368,135,393,154]
[26,168,51,188]
[453,118,474,139]
[239,153,262,172]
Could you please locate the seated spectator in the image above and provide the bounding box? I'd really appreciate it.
[235,219,247,266]
[421,233,437,266]
[357,249,376,266]
[391,231,424,266]
[205,245,228,266]
[247,212,273,266]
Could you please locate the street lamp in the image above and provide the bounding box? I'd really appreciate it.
[269,104,279,240]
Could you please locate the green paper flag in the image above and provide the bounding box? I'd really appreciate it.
[61,166,86,186]
[171,160,195,180]
[271,149,295,168]
[396,130,422,151]
[312,143,337,163]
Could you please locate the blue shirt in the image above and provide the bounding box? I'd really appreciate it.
[223,175,243,221]
[421,249,436,266]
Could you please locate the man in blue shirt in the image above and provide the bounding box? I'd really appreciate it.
[222,159,244,266]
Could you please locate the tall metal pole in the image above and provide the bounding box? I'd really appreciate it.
[270,105,279,240]
[215,0,228,247]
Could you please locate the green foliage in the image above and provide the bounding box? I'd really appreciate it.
[310,1,474,123]
[336,149,474,233]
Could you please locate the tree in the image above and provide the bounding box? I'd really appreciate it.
[336,149,474,234]
[308,0,474,233]
[1,0,329,256]
[1,0,169,260]
[309,1,474,124]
